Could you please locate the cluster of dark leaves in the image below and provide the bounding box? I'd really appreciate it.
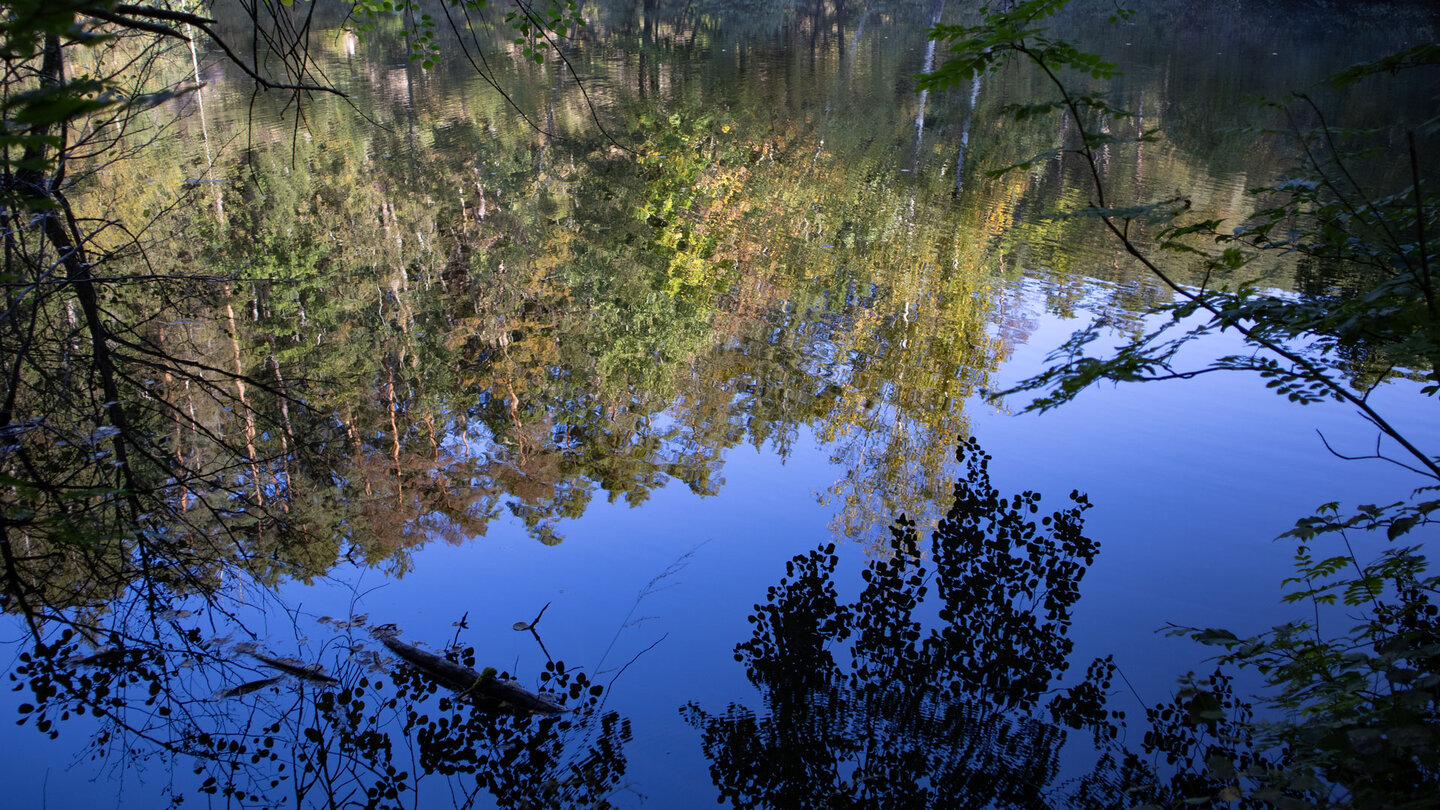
[684,437,1120,808]
[11,620,630,808]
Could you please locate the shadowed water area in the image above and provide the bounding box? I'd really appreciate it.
[2,0,1438,807]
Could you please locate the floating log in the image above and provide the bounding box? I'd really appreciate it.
[370,627,568,714]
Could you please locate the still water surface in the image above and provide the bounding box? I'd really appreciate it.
[4,1,1438,806]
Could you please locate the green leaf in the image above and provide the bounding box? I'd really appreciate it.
[1193,628,1239,646]
[1387,516,1418,540]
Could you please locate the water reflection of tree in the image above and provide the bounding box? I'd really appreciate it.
[14,610,631,808]
[684,437,1121,807]
[191,80,1015,552]
[0,0,1029,573]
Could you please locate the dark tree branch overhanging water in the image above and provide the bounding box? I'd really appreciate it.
[0,5,637,804]
[0,0,602,606]
[921,1,1438,805]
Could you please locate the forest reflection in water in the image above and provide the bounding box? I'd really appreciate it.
[12,436,1264,808]
[5,0,1416,590]
[3,0,1436,806]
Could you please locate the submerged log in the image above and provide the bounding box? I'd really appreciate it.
[248,651,340,685]
[370,627,568,714]
[213,675,285,699]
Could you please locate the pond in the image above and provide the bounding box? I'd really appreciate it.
[2,1,1437,807]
